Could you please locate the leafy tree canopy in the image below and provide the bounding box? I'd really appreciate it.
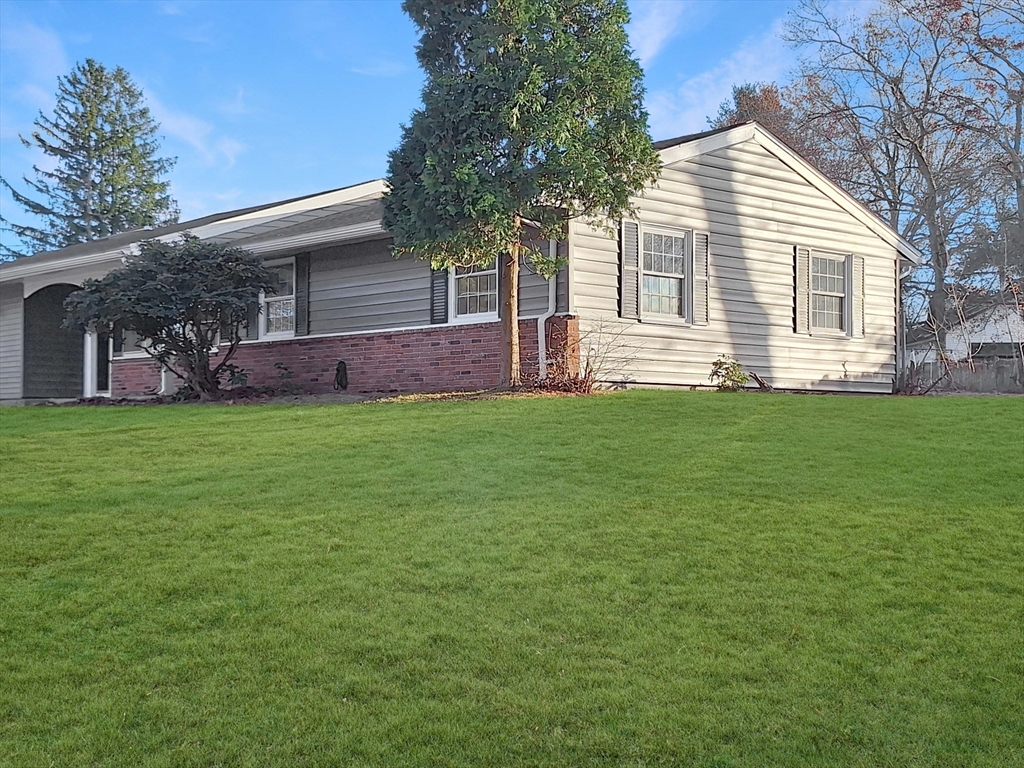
[384,0,660,272]
[0,59,178,260]
[64,235,276,399]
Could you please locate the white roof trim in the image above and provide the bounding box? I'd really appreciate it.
[188,179,385,241]
[658,124,923,264]
[244,220,387,254]
[0,252,125,282]
[657,124,758,165]
[0,179,388,283]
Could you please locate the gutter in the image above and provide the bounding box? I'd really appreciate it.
[536,238,558,380]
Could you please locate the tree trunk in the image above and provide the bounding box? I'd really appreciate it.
[499,225,522,388]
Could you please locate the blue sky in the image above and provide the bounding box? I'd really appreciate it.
[0,0,800,238]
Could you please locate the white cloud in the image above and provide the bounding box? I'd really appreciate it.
[0,19,69,110]
[351,60,408,78]
[646,17,794,139]
[175,187,245,221]
[147,92,246,168]
[626,0,705,69]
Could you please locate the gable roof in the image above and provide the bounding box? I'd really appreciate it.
[2,120,921,282]
[655,121,923,264]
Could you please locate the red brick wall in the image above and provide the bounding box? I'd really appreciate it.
[110,316,578,396]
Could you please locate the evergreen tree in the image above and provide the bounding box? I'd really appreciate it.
[0,59,178,259]
[384,0,659,386]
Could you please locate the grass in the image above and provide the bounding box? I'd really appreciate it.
[0,391,1021,767]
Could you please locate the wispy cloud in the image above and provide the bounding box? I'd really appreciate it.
[626,0,705,69]
[218,87,250,116]
[175,187,245,220]
[0,18,69,110]
[147,92,246,168]
[351,60,408,78]
[646,17,794,139]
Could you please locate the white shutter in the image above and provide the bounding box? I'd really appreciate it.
[851,255,865,338]
[795,246,811,335]
[620,220,640,319]
[692,230,710,326]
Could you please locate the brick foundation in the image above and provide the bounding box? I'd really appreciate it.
[111,316,579,397]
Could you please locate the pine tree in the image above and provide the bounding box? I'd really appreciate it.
[384,0,659,387]
[0,59,178,259]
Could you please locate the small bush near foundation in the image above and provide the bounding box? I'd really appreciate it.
[538,355,596,394]
[709,355,750,391]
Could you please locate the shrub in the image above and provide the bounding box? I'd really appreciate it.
[709,355,750,391]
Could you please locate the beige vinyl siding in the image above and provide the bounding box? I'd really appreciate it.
[309,238,432,334]
[569,139,899,393]
[0,281,24,399]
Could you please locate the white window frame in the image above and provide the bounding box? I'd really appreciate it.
[449,259,499,325]
[260,257,297,340]
[639,224,691,325]
[810,252,849,336]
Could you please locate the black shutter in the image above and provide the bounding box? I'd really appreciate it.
[295,253,310,336]
[620,220,640,319]
[219,315,232,345]
[244,302,260,340]
[430,267,448,324]
[112,323,123,356]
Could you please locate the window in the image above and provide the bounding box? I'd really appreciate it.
[262,259,296,337]
[453,259,498,320]
[811,255,846,332]
[642,230,687,318]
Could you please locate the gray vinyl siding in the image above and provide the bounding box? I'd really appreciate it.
[520,263,553,318]
[0,281,24,399]
[308,237,567,335]
[309,238,432,334]
[520,238,567,318]
[569,139,900,393]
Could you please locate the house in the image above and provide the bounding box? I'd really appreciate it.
[0,122,922,401]
[906,301,1024,364]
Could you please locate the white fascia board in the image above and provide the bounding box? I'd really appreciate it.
[656,124,757,166]
[244,220,387,255]
[0,251,125,282]
[656,124,923,264]
[187,179,387,241]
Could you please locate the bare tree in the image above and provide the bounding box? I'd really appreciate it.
[937,0,1024,284]
[785,0,991,347]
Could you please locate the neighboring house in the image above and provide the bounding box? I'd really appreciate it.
[907,302,1024,364]
[0,122,921,400]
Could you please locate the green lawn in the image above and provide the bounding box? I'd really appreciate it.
[1,391,1022,767]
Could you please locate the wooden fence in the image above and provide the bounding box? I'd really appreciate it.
[905,358,1024,394]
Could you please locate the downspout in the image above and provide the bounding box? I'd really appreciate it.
[536,238,558,380]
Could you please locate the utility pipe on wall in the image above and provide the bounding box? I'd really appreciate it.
[536,238,558,380]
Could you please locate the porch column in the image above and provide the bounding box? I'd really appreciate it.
[82,330,97,398]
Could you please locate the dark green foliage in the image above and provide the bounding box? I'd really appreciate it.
[385,0,660,385]
[63,235,276,399]
[0,59,178,260]
[385,0,659,269]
